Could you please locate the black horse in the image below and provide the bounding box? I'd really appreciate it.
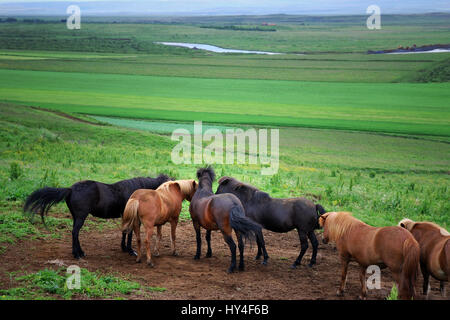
[23,174,170,259]
[216,176,326,268]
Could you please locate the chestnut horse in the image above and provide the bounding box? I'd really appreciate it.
[189,167,266,273]
[319,212,420,300]
[399,218,449,297]
[122,179,197,267]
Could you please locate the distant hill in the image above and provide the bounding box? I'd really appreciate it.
[0,0,449,16]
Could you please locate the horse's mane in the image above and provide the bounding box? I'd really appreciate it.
[157,180,196,198]
[399,218,449,236]
[218,176,269,202]
[114,174,170,190]
[197,167,215,182]
[325,212,363,241]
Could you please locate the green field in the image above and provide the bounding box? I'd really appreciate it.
[0,14,449,299]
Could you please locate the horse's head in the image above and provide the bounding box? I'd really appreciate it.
[181,179,198,202]
[196,166,215,191]
[216,176,236,194]
[398,218,415,231]
[318,212,333,244]
[216,176,264,204]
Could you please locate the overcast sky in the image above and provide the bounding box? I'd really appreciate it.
[1,0,449,15]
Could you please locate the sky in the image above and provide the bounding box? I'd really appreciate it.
[0,0,449,16]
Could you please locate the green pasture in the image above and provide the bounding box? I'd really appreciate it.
[0,104,448,235]
[0,68,448,136]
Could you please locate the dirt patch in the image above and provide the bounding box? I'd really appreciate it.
[0,220,446,300]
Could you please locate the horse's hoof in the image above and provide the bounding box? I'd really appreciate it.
[205,252,212,258]
[262,260,268,266]
[336,290,344,297]
[173,251,179,257]
[147,261,154,268]
[308,263,315,268]
[227,267,235,274]
[153,252,160,257]
[238,265,245,272]
[290,264,298,269]
[358,295,367,300]
[255,255,261,260]
[194,255,200,260]
[128,250,137,257]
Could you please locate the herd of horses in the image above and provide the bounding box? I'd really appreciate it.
[24,167,449,300]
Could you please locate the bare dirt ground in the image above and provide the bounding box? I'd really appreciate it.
[0,218,446,300]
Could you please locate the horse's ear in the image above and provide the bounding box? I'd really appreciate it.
[233,184,246,192]
[192,180,198,190]
[218,176,231,185]
[170,182,181,192]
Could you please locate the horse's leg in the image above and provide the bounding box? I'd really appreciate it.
[358,265,367,300]
[420,261,430,296]
[134,222,142,263]
[223,233,237,274]
[337,256,350,296]
[72,216,87,259]
[255,230,269,265]
[154,225,162,257]
[144,224,154,267]
[170,219,179,256]
[236,231,245,271]
[440,281,446,297]
[193,220,202,260]
[126,231,137,256]
[307,230,319,267]
[205,229,212,258]
[292,229,308,268]
[121,231,127,252]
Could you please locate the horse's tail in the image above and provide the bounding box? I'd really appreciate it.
[229,206,261,242]
[23,187,71,223]
[400,236,420,299]
[314,203,327,229]
[122,198,140,234]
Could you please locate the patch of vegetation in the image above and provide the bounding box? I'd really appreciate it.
[414,58,450,83]
[0,268,156,300]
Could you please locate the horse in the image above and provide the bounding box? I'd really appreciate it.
[319,211,420,300]
[216,176,326,268]
[121,179,198,267]
[399,218,449,297]
[189,167,266,273]
[23,174,170,258]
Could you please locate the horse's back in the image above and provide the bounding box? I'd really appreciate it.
[411,224,450,280]
[375,226,418,269]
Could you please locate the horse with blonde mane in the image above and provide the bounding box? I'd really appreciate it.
[399,218,449,297]
[122,179,198,267]
[319,212,420,300]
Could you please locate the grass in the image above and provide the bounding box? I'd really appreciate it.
[0,267,161,300]
[386,284,399,300]
[0,104,448,234]
[0,69,449,137]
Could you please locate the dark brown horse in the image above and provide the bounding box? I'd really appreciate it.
[189,167,266,273]
[216,176,325,267]
[23,174,170,258]
[399,218,449,297]
[320,212,420,300]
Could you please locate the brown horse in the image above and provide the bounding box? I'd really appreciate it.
[189,167,266,273]
[399,218,449,297]
[122,179,198,267]
[319,212,420,300]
